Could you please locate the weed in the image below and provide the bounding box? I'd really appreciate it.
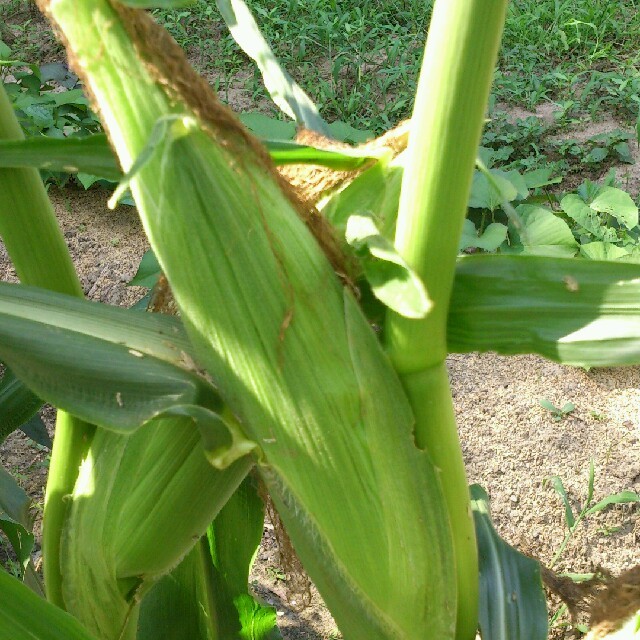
[544,460,640,567]
[1,59,100,139]
[0,538,21,579]
[596,524,622,536]
[539,399,575,421]
[266,565,286,583]
[551,129,634,169]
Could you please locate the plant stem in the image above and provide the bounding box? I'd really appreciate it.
[0,83,91,607]
[43,416,95,607]
[0,86,82,295]
[385,2,508,638]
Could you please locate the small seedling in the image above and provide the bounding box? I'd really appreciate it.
[0,544,21,580]
[539,398,575,421]
[596,524,622,537]
[266,566,286,583]
[545,460,640,567]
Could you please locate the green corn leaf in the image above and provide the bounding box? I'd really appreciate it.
[0,466,33,529]
[0,134,121,180]
[320,150,405,238]
[235,595,281,640]
[18,414,51,449]
[206,475,281,639]
[0,282,257,466]
[207,474,264,599]
[0,282,208,426]
[128,249,162,288]
[266,139,375,170]
[138,542,219,640]
[345,213,431,318]
[0,569,97,640]
[0,466,33,531]
[0,463,35,578]
[0,463,32,530]
[47,3,456,637]
[0,368,43,445]
[140,475,276,640]
[471,485,548,640]
[448,254,640,367]
[215,0,329,134]
[585,490,640,516]
[0,131,375,181]
[0,519,34,580]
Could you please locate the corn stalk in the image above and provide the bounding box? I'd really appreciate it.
[0,80,95,609]
[386,2,508,637]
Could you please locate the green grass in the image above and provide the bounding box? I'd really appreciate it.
[148,0,640,132]
[2,0,640,159]
[499,0,640,117]
[151,0,429,131]
[2,0,640,133]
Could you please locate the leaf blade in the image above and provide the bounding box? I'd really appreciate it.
[471,484,548,640]
[0,134,121,180]
[215,0,328,134]
[448,255,640,367]
[0,569,97,640]
[585,491,640,516]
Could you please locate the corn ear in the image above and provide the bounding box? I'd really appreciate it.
[138,475,273,640]
[0,282,257,638]
[38,2,457,637]
[60,417,252,640]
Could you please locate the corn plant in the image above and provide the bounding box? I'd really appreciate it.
[1,1,640,639]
